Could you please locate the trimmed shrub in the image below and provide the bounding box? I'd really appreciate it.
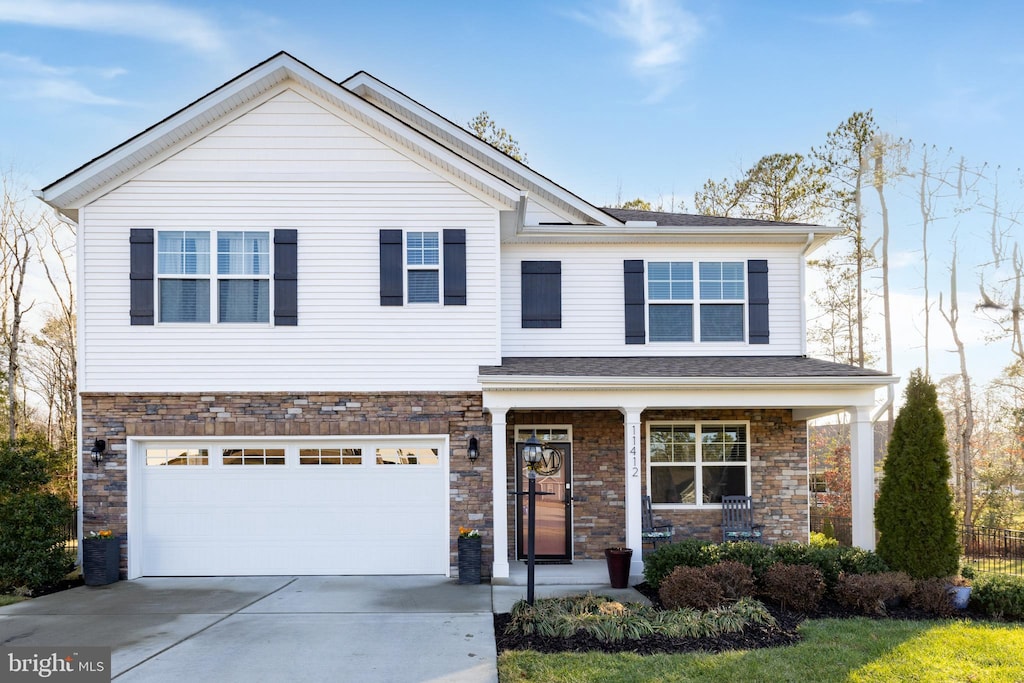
[706,561,756,601]
[875,370,960,579]
[810,531,839,549]
[972,574,1024,620]
[761,563,826,613]
[836,546,889,577]
[659,566,723,611]
[835,571,914,616]
[643,539,718,589]
[716,541,776,580]
[0,441,75,593]
[909,578,956,617]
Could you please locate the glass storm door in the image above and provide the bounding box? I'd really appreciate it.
[516,439,572,561]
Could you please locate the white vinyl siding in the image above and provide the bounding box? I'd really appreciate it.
[502,243,803,356]
[80,88,501,392]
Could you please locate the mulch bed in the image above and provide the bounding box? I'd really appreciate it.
[494,582,993,655]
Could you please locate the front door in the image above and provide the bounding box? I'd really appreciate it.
[516,435,572,561]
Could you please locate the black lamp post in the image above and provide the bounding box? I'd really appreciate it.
[521,430,544,605]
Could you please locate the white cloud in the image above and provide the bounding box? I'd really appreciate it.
[0,52,129,105]
[0,0,230,58]
[569,0,703,102]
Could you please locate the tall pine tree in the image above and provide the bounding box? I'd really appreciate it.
[875,369,960,578]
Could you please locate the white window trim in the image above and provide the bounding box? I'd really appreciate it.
[155,229,274,326]
[646,260,747,343]
[646,420,751,509]
[404,229,443,306]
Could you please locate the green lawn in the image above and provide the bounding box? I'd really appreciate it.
[497,617,1024,683]
[0,595,25,607]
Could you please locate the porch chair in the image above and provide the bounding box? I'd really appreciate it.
[641,495,675,550]
[721,495,765,543]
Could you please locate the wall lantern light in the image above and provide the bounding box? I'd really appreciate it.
[467,437,480,463]
[91,439,106,466]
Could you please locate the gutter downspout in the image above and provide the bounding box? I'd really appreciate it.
[871,384,895,424]
[515,191,528,236]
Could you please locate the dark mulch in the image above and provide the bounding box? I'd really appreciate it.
[18,575,85,599]
[494,582,995,655]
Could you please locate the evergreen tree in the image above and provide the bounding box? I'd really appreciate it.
[875,369,960,578]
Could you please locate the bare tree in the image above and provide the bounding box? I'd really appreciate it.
[939,250,975,525]
[0,171,40,440]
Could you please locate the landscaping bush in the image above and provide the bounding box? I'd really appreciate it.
[875,370,960,579]
[835,572,914,616]
[836,546,889,577]
[505,594,775,642]
[0,441,75,593]
[909,578,956,617]
[810,531,839,548]
[659,566,723,611]
[972,574,1024,620]
[642,539,717,589]
[761,563,826,613]
[706,561,756,601]
[716,541,776,579]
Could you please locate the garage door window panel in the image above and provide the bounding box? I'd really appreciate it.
[300,448,362,465]
[222,448,285,466]
[376,447,439,465]
[146,447,208,466]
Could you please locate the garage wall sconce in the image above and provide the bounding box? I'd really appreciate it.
[91,439,106,466]
[467,437,480,463]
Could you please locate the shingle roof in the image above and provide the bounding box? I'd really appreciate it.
[478,356,891,379]
[603,208,820,228]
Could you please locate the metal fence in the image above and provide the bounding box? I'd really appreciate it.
[809,510,1024,577]
[63,506,78,547]
[961,524,1024,576]
[809,511,853,547]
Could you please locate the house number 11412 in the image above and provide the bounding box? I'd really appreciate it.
[631,424,639,478]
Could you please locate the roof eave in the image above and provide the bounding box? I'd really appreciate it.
[476,374,898,389]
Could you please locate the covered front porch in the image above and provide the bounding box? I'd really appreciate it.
[479,356,896,581]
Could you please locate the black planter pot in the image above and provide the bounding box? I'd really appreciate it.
[458,536,482,584]
[604,547,633,588]
[82,537,120,586]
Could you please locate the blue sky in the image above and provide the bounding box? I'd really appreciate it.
[1,0,1021,390]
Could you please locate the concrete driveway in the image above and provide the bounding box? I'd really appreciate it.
[0,576,496,682]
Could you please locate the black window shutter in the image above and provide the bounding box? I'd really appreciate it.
[624,260,646,344]
[379,229,404,306]
[521,261,562,328]
[129,229,154,325]
[274,229,298,326]
[443,229,467,306]
[747,259,770,344]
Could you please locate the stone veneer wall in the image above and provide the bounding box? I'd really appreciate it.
[80,392,491,577]
[504,408,807,560]
[641,409,809,544]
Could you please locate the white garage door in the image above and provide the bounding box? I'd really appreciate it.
[134,439,449,576]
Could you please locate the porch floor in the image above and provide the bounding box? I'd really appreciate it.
[499,560,626,586]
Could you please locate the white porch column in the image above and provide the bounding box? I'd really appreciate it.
[622,407,644,577]
[848,405,877,550]
[490,408,510,579]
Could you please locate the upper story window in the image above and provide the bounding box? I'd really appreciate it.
[648,422,749,506]
[647,261,745,342]
[157,230,269,323]
[406,231,439,303]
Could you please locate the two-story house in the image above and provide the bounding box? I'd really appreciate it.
[37,53,894,581]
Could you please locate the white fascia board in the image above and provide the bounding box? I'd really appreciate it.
[505,224,841,246]
[39,54,521,213]
[342,71,621,228]
[477,374,896,390]
[480,385,884,414]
